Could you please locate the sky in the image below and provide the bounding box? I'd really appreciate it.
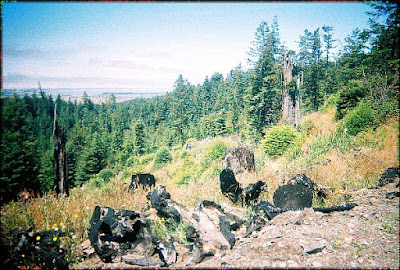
[2,2,376,91]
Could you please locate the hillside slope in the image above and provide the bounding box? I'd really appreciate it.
[1,107,398,268]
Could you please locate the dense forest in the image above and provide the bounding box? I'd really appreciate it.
[0,1,398,204]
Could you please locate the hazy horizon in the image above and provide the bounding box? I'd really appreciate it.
[3,2,376,91]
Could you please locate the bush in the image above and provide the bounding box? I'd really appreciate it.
[125,156,139,167]
[335,80,367,120]
[154,148,172,166]
[98,168,114,182]
[140,154,154,165]
[341,101,375,136]
[88,177,104,189]
[297,119,315,135]
[201,140,228,168]
[207,141,228,161]
[262,125,298,158]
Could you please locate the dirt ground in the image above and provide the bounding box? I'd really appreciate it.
[72,181,399,269]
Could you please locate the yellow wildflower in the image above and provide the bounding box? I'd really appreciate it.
[53,237,58,241]
[22,254,25,258]
[36,236,41,241]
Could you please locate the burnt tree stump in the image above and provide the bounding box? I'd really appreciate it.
[53,105,68,196]
[273,181,313,209]
[219,169,243,203]
[222,146,255,174]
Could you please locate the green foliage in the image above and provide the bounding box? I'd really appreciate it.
[262,125,298,158]
[140,154,154,165]
[297,119,315,135]
[98,168,115,182]
[1,3,398,203]
[88,176,105,189]
[341,101,376,136]
[125,156,139,167]
[0,95,39,201]
[320,92,339,111]
[335,80,367,120]
[171,153,197,186]
[201,140,228,169]
[134,122,145,156]
[154,148,172,166]
[151,218,189,245]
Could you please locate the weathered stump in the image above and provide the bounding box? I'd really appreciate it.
[273,182,313,209]
[222,146,255,174]
[88,206,177,266]
[243,180,267,204]
[219,169,266,204]
[129,173,156,190]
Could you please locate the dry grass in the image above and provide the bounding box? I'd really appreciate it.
[1,108,398,265]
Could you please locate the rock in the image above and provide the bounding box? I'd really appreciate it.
[385,191,400,199]
[146,186,241,264]
[129,173,156,190]
[88,206,177,266]
[202,200,245,231]
[122,254,163,266]
[300,239,326,254]
[377,167,399,187]
[244,213,267,237]
[219,169,243,203]
[219,169,266,205]
[146,185,181,223]
[154,235,177,265]
[287,174,314,188]
[185,241,214,266]
[253,200,283,220]
[80,239,95,258]
[222,145,255,174]
[192,202,232,250]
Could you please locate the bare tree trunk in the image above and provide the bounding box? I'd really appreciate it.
[281,51,301,127]
[53,104,69,196]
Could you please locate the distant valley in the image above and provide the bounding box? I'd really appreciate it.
[1,88,167,103]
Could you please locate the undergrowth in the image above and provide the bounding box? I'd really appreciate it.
[1,107,398,265]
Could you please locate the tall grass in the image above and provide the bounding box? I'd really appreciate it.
[1,108,398,266]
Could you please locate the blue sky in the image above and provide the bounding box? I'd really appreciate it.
[2,2,375,91]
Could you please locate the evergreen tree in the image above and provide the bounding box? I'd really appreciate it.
[0,95,39,202]
[134,122,145,156]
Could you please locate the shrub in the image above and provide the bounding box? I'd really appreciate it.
[170,153,197,186]
[88,177,104,189]
[201,140,228,168]
[297,119,315,135]
[140,154,154,165]
[262,124,298,158]
[154,148,172,166]
[207,141,228,161]
[98,168,114,182]
[125,156,139,167]
[335,80,367,120]
[341,101,375,136]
